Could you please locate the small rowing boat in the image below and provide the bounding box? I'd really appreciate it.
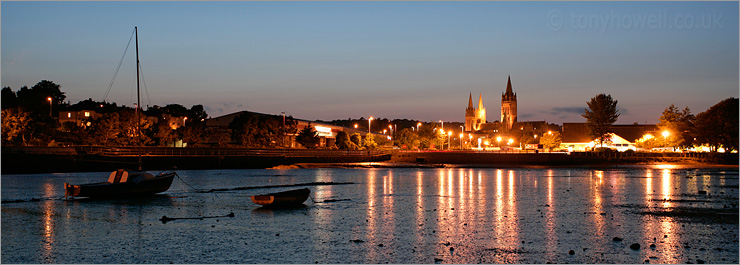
[64,170,176,198]
[251,188,310,207]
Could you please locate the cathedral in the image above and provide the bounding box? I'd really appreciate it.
[464,76,558,145]
[465,75,518,132]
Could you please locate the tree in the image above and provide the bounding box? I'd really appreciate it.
[539,130,562,150]
[350,133,363,148]
[694,97,738,152]
[16,80,66,115]
[362,134,378,150]
[296,124,320,149]
[334,131,354,150]
[657,104,695,150]
[155,122,179,146]
[395,128,419,149]
[582,94,620,148]
[2,108,32,145]
[2,87,18,110]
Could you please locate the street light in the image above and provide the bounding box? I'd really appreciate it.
[354,124,358,129]
[417,122,421,132]
[447,131,452,150]
[439,120,443,132]
[47,97,52,117]
[496,136,502,147]
[368,117,374,133]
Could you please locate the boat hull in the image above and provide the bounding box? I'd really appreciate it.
[251,188,310,207]
[65,173,176,198]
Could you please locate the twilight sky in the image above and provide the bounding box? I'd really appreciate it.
[2,1,738,124]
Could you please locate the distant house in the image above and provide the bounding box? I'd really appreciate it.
[204,110,380,148]
[58,110,101,127]
[561,123,658,151]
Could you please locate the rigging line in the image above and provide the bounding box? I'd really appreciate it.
[103,28,136,102]
[138,62,152,107]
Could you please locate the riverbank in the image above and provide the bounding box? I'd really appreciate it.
[1,146,737,174]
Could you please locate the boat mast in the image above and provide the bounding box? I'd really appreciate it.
[135,26,142,170]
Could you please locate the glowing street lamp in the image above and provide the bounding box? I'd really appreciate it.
[47,97,52,117]
[354,124,358,129]
[508,138,514,145]
[417,122,421,132]
[439,120,444,132]
[368,117,374,133]
[496,136,502,147]
[447,131,452,150]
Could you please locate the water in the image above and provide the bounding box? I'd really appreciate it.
[2,166,738,264]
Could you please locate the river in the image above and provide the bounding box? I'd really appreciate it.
[2,165,738,263]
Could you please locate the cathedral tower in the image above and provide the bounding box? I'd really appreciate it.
[501,75,517,131]
[465,93,475,131]
[464,93,486,132]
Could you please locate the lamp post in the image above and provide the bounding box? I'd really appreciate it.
[447,131,452,150]
[459,133,463,150]
[368,117,373,133]
[47,97,52,117]
[281,112,286,147]
[496,136,502,147]
[417,122,421,132]
[439,120,443,132]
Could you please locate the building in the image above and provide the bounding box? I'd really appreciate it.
[204,110,380,148]
[561,123,659,151]
[500,76,517,131]
[58,110,101,127]
[463,76,558,149]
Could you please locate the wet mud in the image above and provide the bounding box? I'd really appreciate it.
[2,166,738,263]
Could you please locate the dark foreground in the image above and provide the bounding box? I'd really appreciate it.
[2,166,737,263]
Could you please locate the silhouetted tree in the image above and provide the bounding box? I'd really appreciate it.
[295,124,320,149]
[657,104,695,150]
[334,131,356,150]
[582,94,620,148]
[694,97,738,152]
[2,87,18,110]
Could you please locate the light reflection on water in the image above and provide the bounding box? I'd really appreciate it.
[2,166,738,264]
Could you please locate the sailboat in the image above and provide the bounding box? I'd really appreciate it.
[64,27,176,198]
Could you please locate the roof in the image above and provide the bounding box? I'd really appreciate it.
[562,123,659,143]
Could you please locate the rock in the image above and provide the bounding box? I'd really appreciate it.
[377,243,384,247]
[613,237,623,242]
[434,258,443,262]
[697,259,705,264]
[630,243,641,250]
[650,244,656,248]
[568,250,575,255]
[275,233,279,236]
[449,247,455,251]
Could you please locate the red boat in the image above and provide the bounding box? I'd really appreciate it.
[251,188,311,207]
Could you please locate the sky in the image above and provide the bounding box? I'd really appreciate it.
[2,1,738,124]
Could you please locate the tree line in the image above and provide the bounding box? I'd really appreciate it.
[583,94,738,152]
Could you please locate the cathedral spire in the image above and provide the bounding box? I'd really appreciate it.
[478,93,484,109]
[505,75,514,97]
[468,92,474,109]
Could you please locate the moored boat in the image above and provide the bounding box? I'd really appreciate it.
[62,27,177,198]
[64,169,176,198]
[251,188,310,207]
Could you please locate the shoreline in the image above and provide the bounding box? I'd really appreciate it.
[2,146,737,174]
